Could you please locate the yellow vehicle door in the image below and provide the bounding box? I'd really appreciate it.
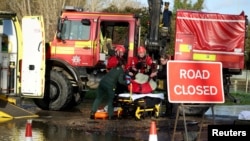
[21,16,45,98]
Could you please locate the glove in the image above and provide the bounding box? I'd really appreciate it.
[125,75,131,84]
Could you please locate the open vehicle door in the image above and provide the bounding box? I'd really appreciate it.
[21,16,45,98]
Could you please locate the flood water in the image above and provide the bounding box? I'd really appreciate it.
[0,119,137,141]
[0,99,146,141]
[205,105,250,118]
[1,98,250,141]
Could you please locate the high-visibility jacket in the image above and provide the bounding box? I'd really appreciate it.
[126,55,153,74]
[107,56,119,70]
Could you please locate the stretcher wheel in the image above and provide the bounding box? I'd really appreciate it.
[117,108,123,119]
[154,104,161,118]
[135,107,142,120]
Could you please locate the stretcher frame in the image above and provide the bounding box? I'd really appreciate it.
[116,84,164,120]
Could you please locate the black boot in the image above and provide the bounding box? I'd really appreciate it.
[108,115,117,120]
[165,102,172,116]
[170,113,176,119]
[90,111,95,119]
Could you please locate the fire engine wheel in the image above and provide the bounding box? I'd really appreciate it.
[178,104,210,116]
[33,70,73,110]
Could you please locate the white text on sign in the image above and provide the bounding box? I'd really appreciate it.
[174,69,217,95]
[180,69,210,79]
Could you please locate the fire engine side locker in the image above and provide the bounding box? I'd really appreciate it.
[0,18,18,94]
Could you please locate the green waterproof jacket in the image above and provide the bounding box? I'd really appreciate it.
[100,66,127,89]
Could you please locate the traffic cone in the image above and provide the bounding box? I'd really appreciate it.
[148,120,158,141]
[25,119,33,141]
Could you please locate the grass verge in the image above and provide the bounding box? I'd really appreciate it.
[224,92,250,105]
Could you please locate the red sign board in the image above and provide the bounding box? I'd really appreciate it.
[167,61,224,103]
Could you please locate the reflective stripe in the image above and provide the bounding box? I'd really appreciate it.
[193,53,216,61]
[193,49,244,55]
[129,42,134,50]
[75,41,92,47]
[179,44,191,52]
[52,46,75,54]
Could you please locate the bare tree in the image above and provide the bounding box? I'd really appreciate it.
[2,0,86,42]
[85,0,143,12]
[27,0,31,15]
[0,1,8,10]
[3,0,143,41]
[6,0,29,20]
[109,0,142,10]
[31,0,86,41]
[85,0,107,12]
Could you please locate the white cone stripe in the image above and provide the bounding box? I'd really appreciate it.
[149,135,158,141]
[25,137,32,141]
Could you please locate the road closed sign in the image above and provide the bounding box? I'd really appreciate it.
[167,61,224,103]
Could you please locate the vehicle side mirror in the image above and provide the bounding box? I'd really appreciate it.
[56,18,63,39]
[56,32,61,39]
[81,19,91,25]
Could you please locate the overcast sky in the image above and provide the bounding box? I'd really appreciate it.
[139,0,250,17]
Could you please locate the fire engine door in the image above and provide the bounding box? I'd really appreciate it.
[21,16,45,98]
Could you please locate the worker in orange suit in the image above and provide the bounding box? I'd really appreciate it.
[126,46,157,79]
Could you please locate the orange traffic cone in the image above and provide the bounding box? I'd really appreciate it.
[25,119,33,141]
[148,120,158,141]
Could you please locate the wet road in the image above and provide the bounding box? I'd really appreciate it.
[0,99,249,141]
[0,119,137,141]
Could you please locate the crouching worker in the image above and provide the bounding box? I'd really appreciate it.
[157,54,177,118]
[90,60,129,120]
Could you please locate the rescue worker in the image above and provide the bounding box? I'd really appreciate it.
[106,45,126,71]
[90,59,129,120]
[162,2,172,28]
[160,2,172,49]
[106,45,128,94]
[126,46,157,78]
[157,54,176,118]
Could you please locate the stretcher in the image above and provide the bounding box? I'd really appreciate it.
[115,92,164,120]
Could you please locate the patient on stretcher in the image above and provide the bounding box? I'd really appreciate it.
[116,73,164,119]
[128,73,157,94]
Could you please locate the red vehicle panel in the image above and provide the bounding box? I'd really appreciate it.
[174,10,246,69]
[48,11,138,67]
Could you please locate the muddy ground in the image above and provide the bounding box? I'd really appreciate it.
[26,99,239,141]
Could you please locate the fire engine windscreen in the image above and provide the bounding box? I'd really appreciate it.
[61,20,90,40]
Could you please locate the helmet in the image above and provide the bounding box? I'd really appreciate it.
[115,45,126,53]
[137,46,146,53]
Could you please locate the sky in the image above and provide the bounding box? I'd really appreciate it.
[139,0,250,17]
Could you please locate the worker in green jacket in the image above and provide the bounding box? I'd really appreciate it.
[90,60,129,120]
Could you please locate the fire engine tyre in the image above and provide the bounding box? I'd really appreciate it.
[33,70,73,111]
[178,104,210,116]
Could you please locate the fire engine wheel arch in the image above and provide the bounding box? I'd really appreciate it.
[42,59,84,107]
[33,70,73,110]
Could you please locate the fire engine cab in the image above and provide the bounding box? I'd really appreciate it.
[34,6,141,111]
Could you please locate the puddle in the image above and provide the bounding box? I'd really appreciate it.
[0,119,138,141]
[205,105,250,117]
